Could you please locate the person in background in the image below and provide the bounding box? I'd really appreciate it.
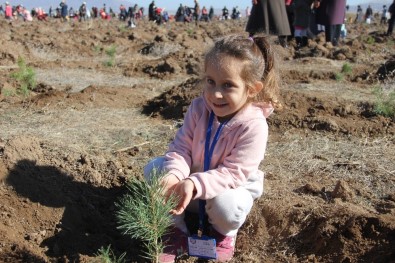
[60,0,68,21]
[68,6,75,19]
[0,4,5,16]
[201,6,209,21]
[144,34,280,263]
[175,3,185,22]
[154,6,163,24]
[355,5,363,23]
[5,1,12,20]
[293,0,314,48]
[162,9,169,23]
[139,6,144,19]
[209,6,214,20]
[109,8,115,18]
[308,0,320,36]
[246,0,291,47]
[365,5,373,23]
[387,0,395,36]
[22,6,32,21]
[37,6,48,21]
[148,0,155,21]
[222,6,228,20]
[133,4,141,20]
[340,19,347,41]
[231,6,240,20]
[381,5,388,25]
[193,0,200,24]
[285,0,295,41]
[314,0,346,46]
[127,5,136,27]
[79,2,87,21]
[184,5,192,22]
[91,6,97,18]
[99,6,107,19]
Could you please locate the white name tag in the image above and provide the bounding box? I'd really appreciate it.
[188,235,217,259]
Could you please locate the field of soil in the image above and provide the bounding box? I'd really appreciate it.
[0,16,394,263]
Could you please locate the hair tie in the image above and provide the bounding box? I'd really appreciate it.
[248,37,254,42]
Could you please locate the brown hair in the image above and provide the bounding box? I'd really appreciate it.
[204,34,282,110]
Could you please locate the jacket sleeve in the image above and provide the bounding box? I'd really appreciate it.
[189,119,268,200]
[162,99,199,181]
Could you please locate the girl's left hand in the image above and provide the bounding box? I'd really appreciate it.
[170,179,195,215]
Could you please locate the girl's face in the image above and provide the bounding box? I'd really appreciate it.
[204,55,254,122]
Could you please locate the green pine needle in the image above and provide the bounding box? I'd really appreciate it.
[116,171,178,262]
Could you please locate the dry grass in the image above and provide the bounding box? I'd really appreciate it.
[0,106,176,156]
[263,132,395,209]
[34,68,179,92]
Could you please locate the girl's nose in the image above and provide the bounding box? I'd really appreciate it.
[214,89,223,98]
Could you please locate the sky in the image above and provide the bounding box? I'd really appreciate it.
[4,0,388,14]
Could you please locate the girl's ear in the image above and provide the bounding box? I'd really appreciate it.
[248,81,264,98]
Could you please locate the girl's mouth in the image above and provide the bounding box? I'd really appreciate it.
[213,103,227,108]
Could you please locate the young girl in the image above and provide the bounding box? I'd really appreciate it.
[144,34,281,263]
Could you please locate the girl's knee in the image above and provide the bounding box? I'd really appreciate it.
[206,189,254,233]
[143,156,166,180]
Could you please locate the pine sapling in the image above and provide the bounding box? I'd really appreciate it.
[93,245,126,263]
[10,57,37,96]
[116,171,178,263]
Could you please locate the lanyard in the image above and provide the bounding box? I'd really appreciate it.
[198,111,228,236]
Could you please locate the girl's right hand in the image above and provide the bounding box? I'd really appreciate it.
[160,173,179,200]
[170,179,195,215]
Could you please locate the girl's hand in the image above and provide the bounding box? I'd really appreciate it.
[170,179,196,215]
[160,173,179,200]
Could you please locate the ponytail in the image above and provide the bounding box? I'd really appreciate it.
[252,36,282,110]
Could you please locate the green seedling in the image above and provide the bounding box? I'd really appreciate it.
[116,171,178,263]
[93,245,126,263]
[10,57,37,97]
[373,86,395,118]
[104,45,117,67]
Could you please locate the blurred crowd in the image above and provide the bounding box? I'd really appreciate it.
[0,0,394,41]
[0,0,247,25]
[245,0,395,48]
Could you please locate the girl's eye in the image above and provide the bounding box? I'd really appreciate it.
[223,83,232,88]
[206,78,215,85]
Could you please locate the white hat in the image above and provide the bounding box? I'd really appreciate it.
[83,1,86,4]
[5,1,9,4]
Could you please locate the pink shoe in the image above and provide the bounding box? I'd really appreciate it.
[159,227,188,263]
[210,228,236,262]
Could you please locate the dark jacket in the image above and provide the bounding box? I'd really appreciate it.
[315,0,346,25]
[390,3,395,15]
[246,0,291,36]
[60,2,68,17]
[293,0,314,28]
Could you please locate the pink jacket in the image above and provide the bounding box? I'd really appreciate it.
[164,96,273,200]
[5,5,12,18]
